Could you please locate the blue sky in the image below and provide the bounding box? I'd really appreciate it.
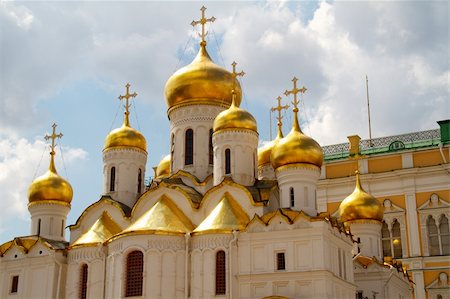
[0,1,448,243]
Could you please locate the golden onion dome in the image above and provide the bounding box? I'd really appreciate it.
[28,154,73,205]
[271,107,323,169]
[339,171,384,223]
[213,92,257,133]
[258,127,283,167]
[155,154,171,178]
[164,44,242,111]
[104,116,147,152]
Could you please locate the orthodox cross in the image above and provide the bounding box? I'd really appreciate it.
[231,61,245,92]
[271,96,289,125]
[119,83,137,123]
[191,6,216,45]
[284,77,307,110]
[45,123,63,156]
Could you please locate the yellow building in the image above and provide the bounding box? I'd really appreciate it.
[317,120,450,299]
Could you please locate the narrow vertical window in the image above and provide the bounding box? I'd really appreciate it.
[439,215,450,255]
[304,186,309,207]
[185,129,193,165]
[37,218,41,235]
[428,216,440,256]
[79,264,88,299]
[49,217,53,235]
[276,252,286,270]
[392,220,402,258]
[215,250,226,295]
[289,187,295,207]
[342,252,347,280]
[225,149,231,174]
[170,133,175,172]
[61,219,64,237]
[125,251,143,297]
[110,167,116,192]
[137,169,142,193]
[209,129,213,165]
[338,249,342,277]
[10,275,19,294]
[381,222,392,257]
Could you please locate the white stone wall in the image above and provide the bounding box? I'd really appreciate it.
[348,221,383,260]
[103,147,147,208]
[213,129,258,186]
[169,104,225,181]
[28,203,70,241]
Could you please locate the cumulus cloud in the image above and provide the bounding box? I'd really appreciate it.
[0,134,87,240]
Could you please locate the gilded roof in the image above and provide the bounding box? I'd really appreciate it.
[155,154,171,178]
[213,96,257,133]
[0,236,67,257]
[193,192,250,235]
[71,211,122,248]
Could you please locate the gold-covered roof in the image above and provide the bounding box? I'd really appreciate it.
[339,171,384,223]
[28,124,73,205]
[71,211,122,248]
[155,154,171,178]
[164,44,242,111]
[0,236,66,257]
[258,129,283,167]
[117,195,194,237]
[213,91,257,133]
[193,192,250,235]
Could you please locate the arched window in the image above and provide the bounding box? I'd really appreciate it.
[37,218,41,235]
[427,216,440,256]
[216,250,226,295]
[225,149,231,174]
[381,222,391,257]
[209,129,214,165]
[170,133,175,171]
[137,169,142,193]
[392,220,402,258]
[289,187,295,207]
[439,215,450,255]
[110,167,116,192]
[125,251,143,297]
[79,264,88,299]
[61,219,64,237]
[185,129,194,165]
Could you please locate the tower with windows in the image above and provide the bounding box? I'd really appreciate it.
[103,83,147,208]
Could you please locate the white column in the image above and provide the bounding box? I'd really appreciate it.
[405,192,421,256]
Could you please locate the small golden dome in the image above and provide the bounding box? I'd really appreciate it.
[164,44,242,111]
[213,92,257,133]
[28,158,73,205]
[155,154,171,178]
[258,130,283,167]
[271,109,323,169]
[339,171,383,223]
[104,119,147,152]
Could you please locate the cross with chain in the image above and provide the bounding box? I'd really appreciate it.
[231,61,245,93]
[284,77,307,110]
[191,6,216,46]
[271,96,289,126]
[45,123,63,156]
[119,83,137,119]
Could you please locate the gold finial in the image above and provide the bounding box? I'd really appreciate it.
[284,76,307,132]
[44,123,63,173]
[271,96,289,138]
[230,61,245,106]
[118,83,137,127]
[191,6,216,47]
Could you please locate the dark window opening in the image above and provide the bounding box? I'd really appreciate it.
[110,167,116,192]
[215,250,226,295]
[277,252,286,270]
[37,218,41,235]
[125,251,143,297]
[185,129,194,165]
[137,169,142,193]
[209,129,214,165]
[289,187,295,207]
[11,275,19,294]
[225,149,231,175]
[79,264,88,299]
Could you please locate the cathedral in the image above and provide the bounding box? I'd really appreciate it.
[1,7,449,299]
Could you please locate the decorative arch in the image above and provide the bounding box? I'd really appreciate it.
[125,250,144,297]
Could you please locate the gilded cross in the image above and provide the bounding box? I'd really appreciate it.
[284,77,307,110]
[191,6,216,45]
[231,61,245,92]
[45,123,63,156]
[118,83,137,118]
[271,96,289,124]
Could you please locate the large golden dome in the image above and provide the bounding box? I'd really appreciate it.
[213,93,257,133]
[271,109,323,170]
[104,118,147,152]
[28,158,73,205]
[155,154,171,178]
[339,171,383,223]
[164,44,242,111]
